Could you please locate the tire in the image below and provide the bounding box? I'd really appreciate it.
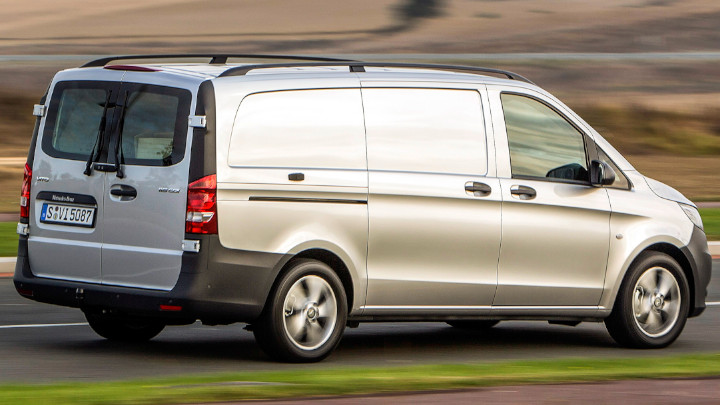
[605,251,690,348]
[253,259,348,362]
[447,320,500,330]
[85,312,165,342]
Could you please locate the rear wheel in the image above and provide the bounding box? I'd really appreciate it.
[253,259,347,362]
[447,320,500,330]
[85,312,165,342]
[605,252,689,348]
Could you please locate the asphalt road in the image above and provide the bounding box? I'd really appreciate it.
[0,261,719,383]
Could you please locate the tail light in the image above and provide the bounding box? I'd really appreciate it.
[20,163,31,219]
[185,174,217,234]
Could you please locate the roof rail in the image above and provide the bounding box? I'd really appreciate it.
[217,62,535,84]
[81,54,358,68]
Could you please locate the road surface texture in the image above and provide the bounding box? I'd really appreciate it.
[0,261,718,383]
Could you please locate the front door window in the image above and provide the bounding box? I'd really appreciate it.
[501,94,588,182]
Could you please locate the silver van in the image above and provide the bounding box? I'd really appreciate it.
[15,55,711,362]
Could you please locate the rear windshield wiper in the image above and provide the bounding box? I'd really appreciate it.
[113,90,130,178]
[84,91,113,176]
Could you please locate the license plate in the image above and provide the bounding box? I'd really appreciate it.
[40,203,95,227]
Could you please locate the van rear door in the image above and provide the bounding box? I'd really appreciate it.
[100,79,193,290]
[29,78,122,283]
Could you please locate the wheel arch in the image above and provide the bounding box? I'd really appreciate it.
[604,242,695,316]
[263,244,361,317]
[643,243,695,315]
[292,249,355,312]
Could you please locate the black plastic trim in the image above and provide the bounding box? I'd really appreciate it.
[681,226,713,317]
[188,81,217,183]
[109,188,137,198]
[92,162,117,172]
[82,54,357,68]
[595,147,633,191]
[36,191,97,205]
[219,62,534,84]
[248,196,367,205]
[288,173,305,181]
[510,174,592,187]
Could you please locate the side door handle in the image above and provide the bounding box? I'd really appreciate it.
[510,185,536,200]
[465,181,492,196]
[288,172,305,181]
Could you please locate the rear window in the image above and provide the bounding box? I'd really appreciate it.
[42,81,191,166]
[43,82,110,160]
[117,84,191,166]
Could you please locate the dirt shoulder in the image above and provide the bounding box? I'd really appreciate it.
[234,377,720,405]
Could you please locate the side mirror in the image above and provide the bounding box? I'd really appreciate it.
[590,160,616,187]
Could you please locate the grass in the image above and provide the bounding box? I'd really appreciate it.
[0,222,17,257]
[700,208,720,241]
[1,353,720,405]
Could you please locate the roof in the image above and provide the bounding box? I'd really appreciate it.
[72,54,536,87]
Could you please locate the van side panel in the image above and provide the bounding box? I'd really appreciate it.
[487,85,612,307]
[361,87,501,310]
[215,84,368,313]
[599,170,696,312]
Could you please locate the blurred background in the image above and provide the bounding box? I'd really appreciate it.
[1,0,719,224]
[1,2,720,398]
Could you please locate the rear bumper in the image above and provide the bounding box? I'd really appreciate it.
[14,235,288,324]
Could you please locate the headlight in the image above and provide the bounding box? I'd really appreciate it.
[679,203,703,231]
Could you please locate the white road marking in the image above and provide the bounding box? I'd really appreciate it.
[0,322,88,329]
[0,258,17,263]
[706,302,720,306]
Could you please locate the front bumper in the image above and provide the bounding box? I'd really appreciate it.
[682,226,713,318]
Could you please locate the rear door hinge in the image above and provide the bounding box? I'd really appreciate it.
[16,223,29,236]
[188,115,207,128]
[32,104,46,117]
[182,239,201,253]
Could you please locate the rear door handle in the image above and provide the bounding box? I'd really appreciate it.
[510,185,536,200]
[465,181,492,196]
[110,185,137,200]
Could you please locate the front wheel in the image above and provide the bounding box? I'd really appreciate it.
[605,252,690,348]
[253,259,348,362]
